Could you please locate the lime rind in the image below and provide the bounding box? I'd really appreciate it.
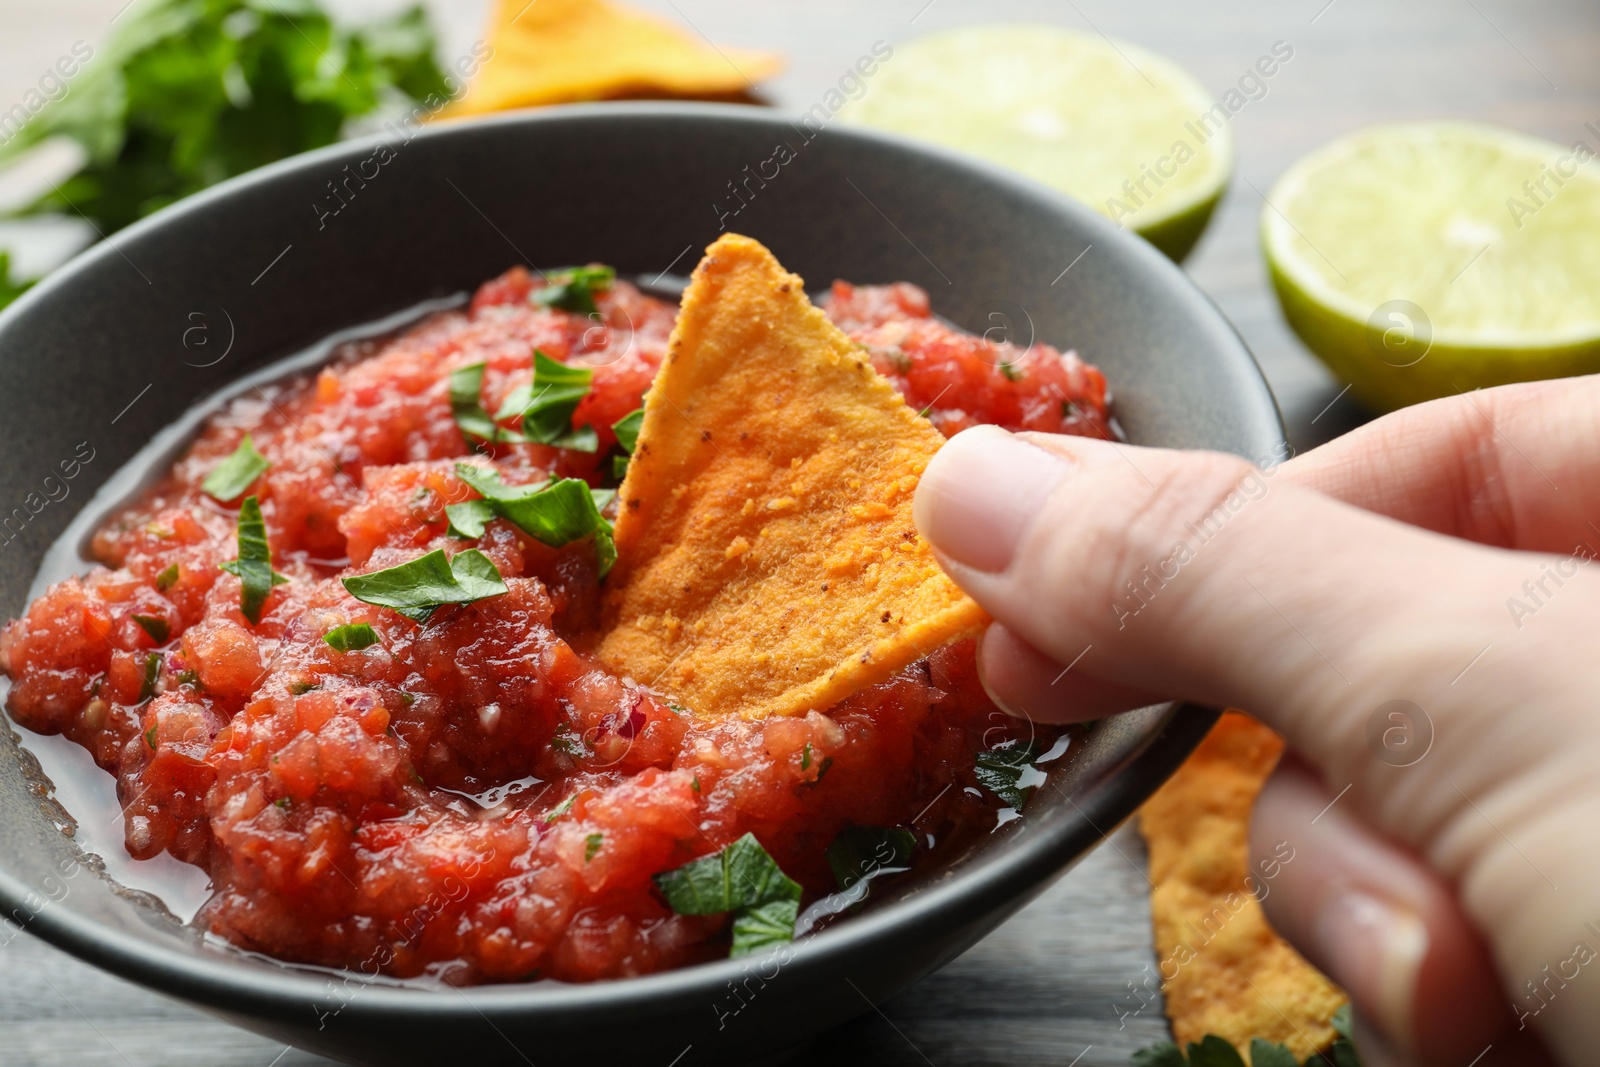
[837,25,1233,261]
[1263,121,1600,411]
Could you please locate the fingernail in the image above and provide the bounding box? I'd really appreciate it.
[1315,890,1427,1054]
[914,427,1074,573]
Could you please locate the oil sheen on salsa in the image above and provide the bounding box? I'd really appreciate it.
[0,269,1112,983]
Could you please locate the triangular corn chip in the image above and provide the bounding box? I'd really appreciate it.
[443,0,782,117]
[598,234,986,718]
[1139,712,1348,1058]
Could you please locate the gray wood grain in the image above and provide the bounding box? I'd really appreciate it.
[0,0,1595,1063]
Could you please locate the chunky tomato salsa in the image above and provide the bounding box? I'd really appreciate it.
[0,266,1112,983]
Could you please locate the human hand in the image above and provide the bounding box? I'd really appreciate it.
[913,377,1600,1067]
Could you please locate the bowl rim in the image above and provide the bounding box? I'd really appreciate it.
[0,100,1272,1021]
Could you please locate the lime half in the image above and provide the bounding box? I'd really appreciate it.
[1263,122,1600,412]
[838,26,1233,261]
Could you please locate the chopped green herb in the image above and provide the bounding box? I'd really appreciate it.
[274,797,291,811]
[998,360,1023,382]
[132,615,170,644]
[826,826,916,892]
[584,833,604,861]
[542,794,576,823]
[323,622,379,652]
[1062,399,1081,420]
[201,434,271,501]
[139,652,161,703]
[974,740,1043,808]
[0,1,450,235]
[653,832,801,958]
[444,498,498,539]
[1249,1042,1302,1067]
[154,564,180,591]
[450,362,524,448]
[341,548,508,624]
[800,743,812,771]
[691,776,701,793]
[289,680,319,695]
[498,351,598,452]
[453,465,616,578]
[611,408,645,453]
[398,690,417,706]
[176,670,201,690]
[145,724,158,750]
[531,265,615,316]
[1129,1009,1364,1067]
[218,496,288,624]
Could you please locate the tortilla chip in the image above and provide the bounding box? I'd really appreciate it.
[442,0,782,117]
[1138,712,1348,1059]
[597,234,986,719]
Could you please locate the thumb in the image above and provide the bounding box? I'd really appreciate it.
[911,426,1523,763]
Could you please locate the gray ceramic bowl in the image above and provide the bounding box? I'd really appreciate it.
[0,104,1281,1066]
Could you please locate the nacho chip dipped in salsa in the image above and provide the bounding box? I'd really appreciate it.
[599,234,988,720]
[0,237,1113,982]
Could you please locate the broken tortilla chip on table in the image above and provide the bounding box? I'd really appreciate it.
[597,233,987,720]
[442,0,784,116]
[1139,711,1349,1059]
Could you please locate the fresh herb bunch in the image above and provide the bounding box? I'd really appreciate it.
[0,0,448,234]
[1132,1005,1362,1067]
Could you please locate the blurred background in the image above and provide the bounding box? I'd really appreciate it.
[0,2,1595,1064]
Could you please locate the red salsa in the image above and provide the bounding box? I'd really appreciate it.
[0,268,1112,983]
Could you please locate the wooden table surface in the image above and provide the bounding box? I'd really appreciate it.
[0,1,1595,1064]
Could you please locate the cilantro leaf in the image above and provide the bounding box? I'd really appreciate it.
[1324,1005,1363,1067]
[132,615,170,644]
[653,832,802,957]
[501,351,598,452]
[0,0,450,235]
[341,548,507,623]
[730,897,801,958]
[201,434,271,501]
[453,464,616,578]
[584,833,603,861]
[154,563,180,591]
[1130,1029,1363,1067]
[218,495,287,624]
[612,408,644,453]
[138,651,161,703]
[444,498,497,539]
[826,826,917,892]
[449,362,524,448]
[1131,1045,1188,1067]
[531,265,615,316]
[974,740,1044,808]
[323,622,379,652]
[1186,1037,1248,1067]
[1249,1041,1301,1067]
[542,794,576,823]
